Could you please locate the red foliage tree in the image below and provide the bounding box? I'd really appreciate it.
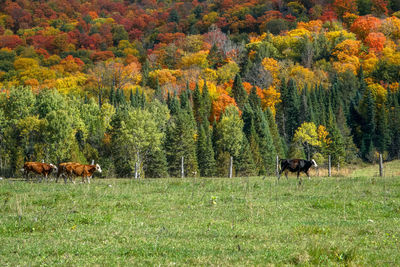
[365,32,386,53]
[350,15,381,40]
[91,51,115,62]
[0,35,23,49]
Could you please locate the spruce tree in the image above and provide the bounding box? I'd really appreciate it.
[144,147,169,178]
[192,83,202,123]
[197,123,216,177]
[284,79,300,140]
[247,123,265,174]
[388,91,400,159]
[265,108,285,158]
[109,87,115,106]
[336,105,358,163]
[202,81,212,121]
[248,86,261,110]
[299,85,311,124]
[361,90,376,161]
[326,108,345,164]
[167,94,180,116]
[253,107,276,174]
[235,136,257,177]
[130,89,135,107]
[115,88,121,107]
[141,59,150,87]
[232,74,248,109]
[207,44,224,69]
[154,78,163,102]
[165,105,198,177]
[375,104,389,154]
[140,91,146,108]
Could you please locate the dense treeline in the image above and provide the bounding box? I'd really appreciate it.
[1,78,399,177]
[0,0,400,177]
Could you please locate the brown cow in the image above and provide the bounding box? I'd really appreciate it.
[67,163,102,184]
[22,162,58,182]
[56,162,80,183]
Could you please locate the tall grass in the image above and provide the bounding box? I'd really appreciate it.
[0,163,399,265]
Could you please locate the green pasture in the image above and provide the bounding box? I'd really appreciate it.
[0,162,400,266]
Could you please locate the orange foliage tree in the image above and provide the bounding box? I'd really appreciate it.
[333,0,357,18]
[350,15,382,40]
[211,93,237,121]
[365,32,386,53]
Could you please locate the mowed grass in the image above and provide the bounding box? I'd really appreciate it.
[1,163,400,266]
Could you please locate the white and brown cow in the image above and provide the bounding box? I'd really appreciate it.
[56,162,80,183]
[22,162,58,182]
[66,163,102,184]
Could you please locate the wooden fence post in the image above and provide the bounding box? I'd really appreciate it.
[181,156,184,178]
[276,155,279,178]
[379,153,383,177]
[229,156,233,178]
[328,155,331,177]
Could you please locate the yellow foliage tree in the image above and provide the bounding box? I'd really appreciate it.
[293,122,322,159]
[288,65,316,91]
[260,85,281,116]
[149,69,182,86]
[180,50,209,69]
[261,57,280,86]
[216,61,240,84]
[54,74,88,95]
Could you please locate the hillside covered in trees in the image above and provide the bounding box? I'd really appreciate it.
[0,0,400,177]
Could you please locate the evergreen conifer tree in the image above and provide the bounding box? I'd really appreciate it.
[235,136,257,177]
[192,83,202,123]
[144,147,169,178]
[248,86,261,110]
[247,123,265,174]
[326,107,345,164]
[130,89,135,107]
[265,108,286,158]
[202,81,212,121]
[207,44,224,69]
[141,59,150,87]
[361,90,376,161]
[197,123,216,177]
[388,91,400,159]
[109,87,115,106]
[284,79,300,140]
[253,107,276,174]
[154,78,163,102]
[165,105,198,177]
[232,74,248,109]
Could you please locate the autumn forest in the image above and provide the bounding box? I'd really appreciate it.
[0,0,399,177]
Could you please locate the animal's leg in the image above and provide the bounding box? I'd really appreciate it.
[285,171,288,180]
[306,171,311,180]
[87,176,91,184]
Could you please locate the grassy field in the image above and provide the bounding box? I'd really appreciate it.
[1,162,400,266]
